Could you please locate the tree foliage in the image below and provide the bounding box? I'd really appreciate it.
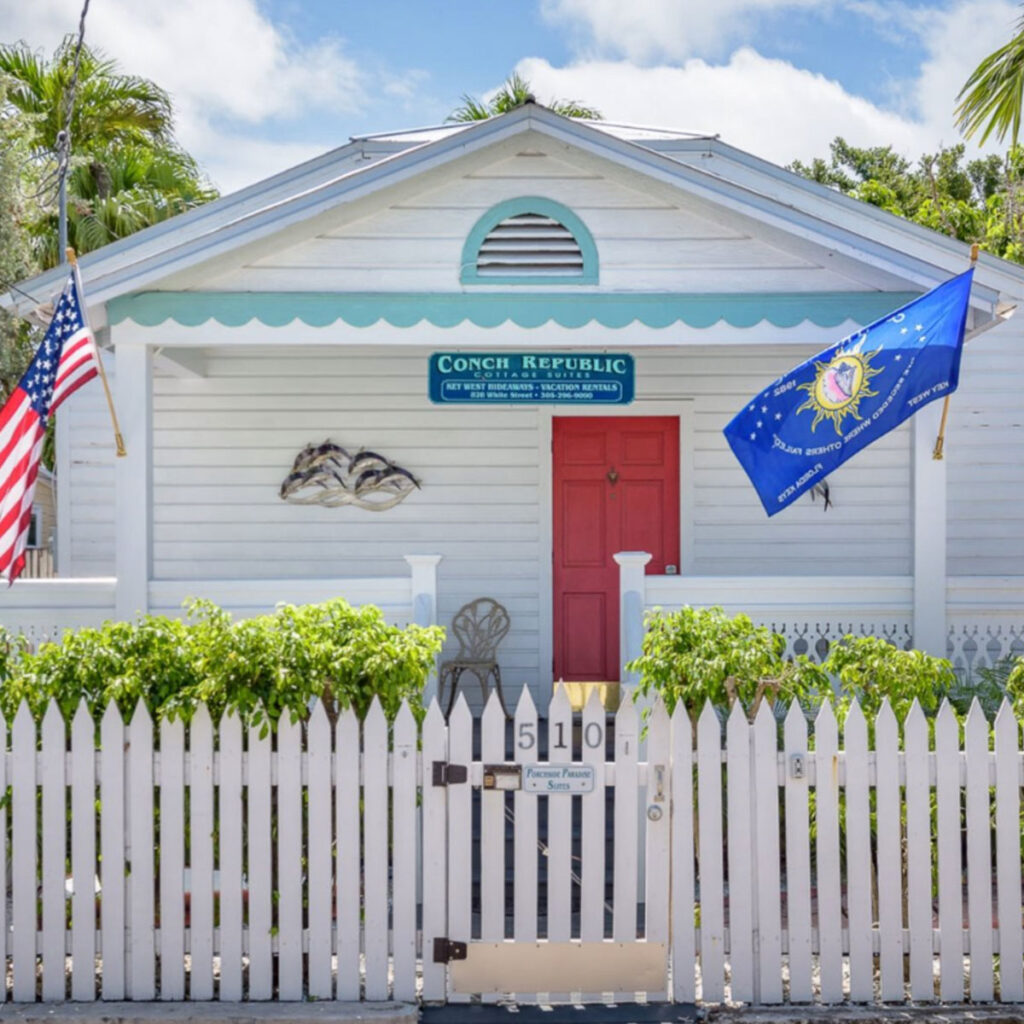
[449,71,601,122]
[0,597,445,726]
[629,605,956,724]
[955,10,1024,146]
[0,38,216,270]
[790,137,1024,264]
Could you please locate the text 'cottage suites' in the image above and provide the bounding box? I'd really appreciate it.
[4,102,1024,706]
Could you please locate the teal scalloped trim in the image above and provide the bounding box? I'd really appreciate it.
[460,196,599,285]
[108,291,922,329]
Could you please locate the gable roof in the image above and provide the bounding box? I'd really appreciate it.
[4,103,1017,319]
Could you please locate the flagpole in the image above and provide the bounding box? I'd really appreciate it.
[932,243,979,460]
[66,247,126,457]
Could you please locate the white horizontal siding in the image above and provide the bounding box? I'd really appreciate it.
[948,320,1024,575]
[63,361,117,576]
[200,140,878,295]
[151,346,542,683]
[634,347,912,575]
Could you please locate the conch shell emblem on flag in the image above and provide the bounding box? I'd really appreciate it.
[796,338,883,435]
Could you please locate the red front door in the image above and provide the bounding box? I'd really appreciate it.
[553,416,680,681]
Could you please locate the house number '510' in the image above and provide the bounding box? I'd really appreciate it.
[517,722,604,750]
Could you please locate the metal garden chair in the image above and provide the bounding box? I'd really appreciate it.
[439,597,511,716]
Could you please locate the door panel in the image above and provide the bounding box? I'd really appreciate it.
[553,416,680,682]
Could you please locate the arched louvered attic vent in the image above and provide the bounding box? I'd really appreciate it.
[461,198,598,285]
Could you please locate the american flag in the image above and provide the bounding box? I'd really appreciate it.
[0,270,99,583]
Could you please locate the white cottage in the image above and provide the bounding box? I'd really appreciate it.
[4,103,1023,706]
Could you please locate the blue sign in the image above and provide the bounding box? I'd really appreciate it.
[429,352,634,404]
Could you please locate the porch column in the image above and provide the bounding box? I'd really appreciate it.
[405,554,442,704]
[912,403,947,657]
[614,551,652,685]
[114,341,152,621]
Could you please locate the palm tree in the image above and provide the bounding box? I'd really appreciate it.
[0,37,174,154]
[31,144,218,266]
[0,37,215,268]
[448,72,601,122]
[956,10,1024,145]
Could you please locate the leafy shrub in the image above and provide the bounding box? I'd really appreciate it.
[0,597,444,725]
[629,605,956,721]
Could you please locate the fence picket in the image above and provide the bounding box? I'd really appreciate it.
[336,708,361,1001]
[645,698,671,1000]
[935,700,964,1002]
[128,703,156,1000]
[874,700,904,1001]
[189,705,215,1001]
[41,702,66,1001]
[965,700,994,1001]
[547,686,573,951]
[613,698,639,954]
[725,702,754,1003]
[100,703,126,999]
[753,702,782,1004]
[513,688,539,946]
[12,703,36,1002]
[217,710,244,1001]
[420,700,448,1002]
[70,702,96,1002]
[392,701,419,1002]
[447,696,473,1003]
[843,701,872,1002]
[364,698,389,1000]
[903,701,933,1001]
[246,719,273,1000]
[814,702,842,1003]
[581,688,606,945]
[480,691,506,975]
[995,700,1023,1002]
[160,717,186,1000]
[306,701,333,1000]
[783,702,812,1002]
[670,704,696,1004]
[696,701,725,1003]
[276,712,303,999]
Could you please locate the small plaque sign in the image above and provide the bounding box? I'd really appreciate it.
[429,352,634,405]
[522,763,595,794]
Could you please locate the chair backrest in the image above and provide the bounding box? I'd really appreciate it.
[450,597,511,661]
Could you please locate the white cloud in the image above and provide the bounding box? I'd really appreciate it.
[540,0,829,62]
[518,51,934,165]
[522,0,1024,166]
[0,0,367,191]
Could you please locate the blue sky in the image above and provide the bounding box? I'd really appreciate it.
[2,0,1019,192]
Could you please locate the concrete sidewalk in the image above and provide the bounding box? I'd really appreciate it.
[0,1004,417,1024]
[704,1008,1024,1024]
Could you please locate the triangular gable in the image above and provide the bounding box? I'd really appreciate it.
[4,104,1015,318]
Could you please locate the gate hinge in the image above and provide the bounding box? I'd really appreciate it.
[432,760,468,786]
[433,937,468,963]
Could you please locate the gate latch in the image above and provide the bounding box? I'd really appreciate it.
[432,761,468,786]
[433,937,468,963]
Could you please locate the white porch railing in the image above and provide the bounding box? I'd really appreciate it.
[0,577,116,646]
[0,555,442,653]
[622,556,1024,676]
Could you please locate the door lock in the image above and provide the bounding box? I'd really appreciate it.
[607,467,619,485]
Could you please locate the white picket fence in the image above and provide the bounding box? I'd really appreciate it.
[1,690,1023,1005]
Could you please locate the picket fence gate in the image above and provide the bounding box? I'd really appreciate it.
[1,687,1023,1006]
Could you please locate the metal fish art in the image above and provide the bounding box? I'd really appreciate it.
[280,441,421,511]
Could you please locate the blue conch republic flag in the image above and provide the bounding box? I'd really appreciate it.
[723,269,974,516]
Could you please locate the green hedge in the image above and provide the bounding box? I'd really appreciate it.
[0,597,445,725]
[628,605,959,721]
